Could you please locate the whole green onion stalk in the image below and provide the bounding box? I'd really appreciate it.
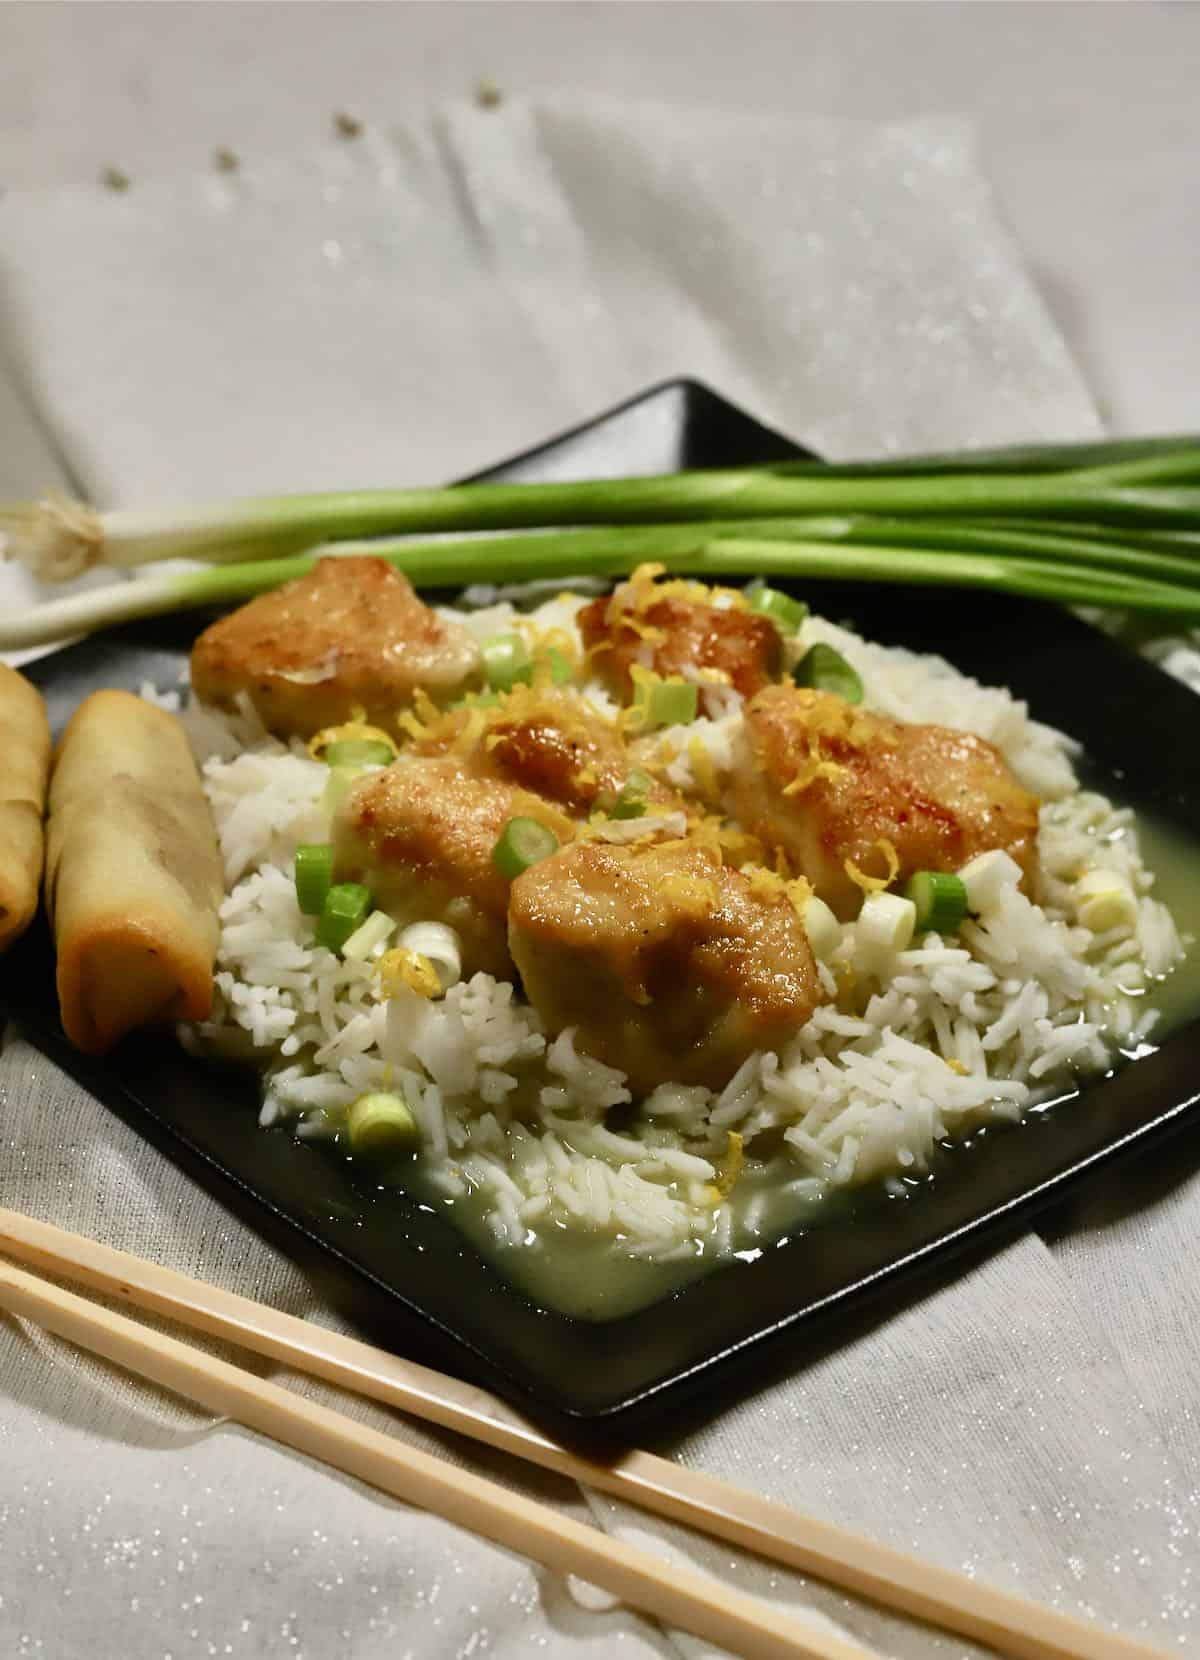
[6,435,1200,648]
[6,514,1200,652]
[5,434,1200,583]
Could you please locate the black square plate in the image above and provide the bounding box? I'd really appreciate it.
[5,379,1200,1441]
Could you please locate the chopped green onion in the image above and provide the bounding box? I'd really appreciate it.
[482,633,573,692]
[1072,868,1138,932]
[792,642,864,704]
[746,582,808,633]
[451,690,503,712]
[544,645,574,685]
[492,816,560,880]
[346,1091,419,1157]
[294,844,334,915]
[322,738,395,768]
[321,764,362,819]
[316,882,371,953]
[630,677,699,730]
[611,768,653,820]
[396,921,463,991]
[482,632,533,691]
[903,871,968,935]
[958,849,1023,912]
[341,909,397,961]
[803,895,842,960]
[857,891,917,952]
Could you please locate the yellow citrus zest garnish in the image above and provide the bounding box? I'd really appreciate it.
[844,838,900,896]
[703,1131,745,1205]
[376,948,441,1000]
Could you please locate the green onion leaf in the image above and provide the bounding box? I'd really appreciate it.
[611,767,654,820]
[482,632,533,691]
[746,583,808,633]
[346,1091,420,1157]
[322,738,395,768]
[792,643,864,704]
[492,816,560,880]
[316,882,372,953]
[294,844,334,915]
[903,870,968,935]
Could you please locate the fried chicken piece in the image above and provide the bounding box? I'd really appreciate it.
[191,556,479,739]
[579,586,780,702]
[333,757,572,979]
[733,685,1040,919]
[508,839,827,1093]
[412,687,680,817]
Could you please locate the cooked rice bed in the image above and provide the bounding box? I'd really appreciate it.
[177,593,1186,1302]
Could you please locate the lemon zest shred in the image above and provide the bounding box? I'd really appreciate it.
[453,705,488,756]
[785,874,814,921]
[376,948,441,1000]
[395,688,443,744]
[702,1132,745,1205]
[945,1057,969,1076]
[781,732,847,796]
[843,838,900,896]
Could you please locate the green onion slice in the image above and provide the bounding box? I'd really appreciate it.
[630,677,699,730]
[316,881,372,953]
[346,1091,420,1157]
[322,737,395,768]
[295,844,334,915]
[903,870,968,935]
[492,816,560,880]
[321,765,362,820]
[451,690,503,712]
[482,632,533,691]
[611,767,653,820]
[746,582,808,633]
[544,645,574,686]
[482,632,573,692]
[791,642,864,704]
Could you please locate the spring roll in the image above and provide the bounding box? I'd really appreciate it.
[45,690,223,1055]
[0,664,51,953]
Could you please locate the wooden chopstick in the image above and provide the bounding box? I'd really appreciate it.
[0,1208,1167,1660]
[0,1250,876,1660]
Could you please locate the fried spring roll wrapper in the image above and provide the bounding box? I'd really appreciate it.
[0,664,51,952]
[46,690,224,1055]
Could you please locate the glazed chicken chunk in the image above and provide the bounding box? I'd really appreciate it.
[579,581,780,702]
[508,839,828,1093]
[412,687,681,817]
[334,757,573,979]
[191,556,480,739]
[733,685,1040,919]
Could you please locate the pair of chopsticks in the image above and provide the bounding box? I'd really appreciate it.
[0,1208,1166,1660]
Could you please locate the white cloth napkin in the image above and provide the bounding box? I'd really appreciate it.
[1,96,1194,1660]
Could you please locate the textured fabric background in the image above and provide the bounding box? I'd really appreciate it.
[1,97,1194,1660]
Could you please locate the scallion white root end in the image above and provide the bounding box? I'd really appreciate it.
[1,495,104,582]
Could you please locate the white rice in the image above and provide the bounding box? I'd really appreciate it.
[179,596,1185,1259]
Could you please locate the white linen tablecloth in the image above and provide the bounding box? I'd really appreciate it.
[0,96,1194,1659]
